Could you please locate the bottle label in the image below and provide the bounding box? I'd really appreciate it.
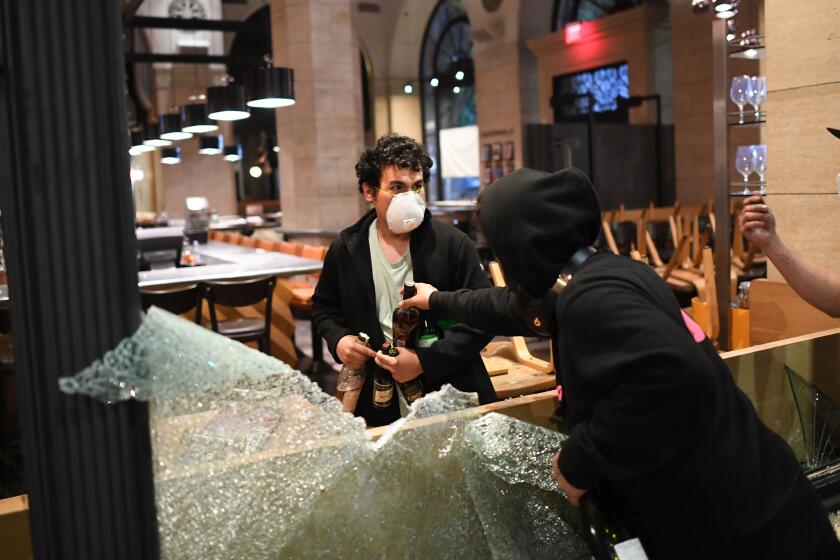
[614,538,649,560]
[417,334,438,348]
[372,381,394,406]
[401,381,424,403]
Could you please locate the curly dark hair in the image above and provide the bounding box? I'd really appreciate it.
[355,134,433,193]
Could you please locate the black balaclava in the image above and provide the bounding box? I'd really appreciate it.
[478,167,602,298]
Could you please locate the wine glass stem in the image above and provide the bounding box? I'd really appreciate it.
[738,106,744,124]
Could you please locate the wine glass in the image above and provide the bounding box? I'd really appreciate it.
[751,144,767,194]
[749,76,766,120]
[730,75,750,124]
[735,146,754,194]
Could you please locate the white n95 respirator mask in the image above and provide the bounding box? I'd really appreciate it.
[385,191,426,234]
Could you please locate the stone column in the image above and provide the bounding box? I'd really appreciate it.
[269,0,368,230]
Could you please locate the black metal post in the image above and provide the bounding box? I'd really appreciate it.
[712,17,732,350]
[0,2,158,559]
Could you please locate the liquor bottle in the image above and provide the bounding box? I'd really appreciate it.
[336,332,370,413]
[417,317,439,349]
[372,342,396,409]
[579,490,648,560]
[393,281,421,347]
[392,281,424,404]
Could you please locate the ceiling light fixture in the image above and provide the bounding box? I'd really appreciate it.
[161,146,181,165]
[403,83,413,94]
[207,83,251,121]
[198,135,223,155]
[223,145,242,162]
[247,66,296,109]
[430,77,439,87]
[129,129,155,156]
[181,103,219,134]
[159,113,192,141]
[142,122,172,147]
[455,70,465,81]
[249,165,263,178]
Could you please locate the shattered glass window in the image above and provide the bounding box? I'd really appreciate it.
[61,308,589,559]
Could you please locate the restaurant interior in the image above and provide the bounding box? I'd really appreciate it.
[1,0,840,558]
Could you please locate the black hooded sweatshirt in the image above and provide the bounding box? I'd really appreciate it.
[428,168,839,559]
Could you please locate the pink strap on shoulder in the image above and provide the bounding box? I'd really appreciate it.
[680,309,706,343]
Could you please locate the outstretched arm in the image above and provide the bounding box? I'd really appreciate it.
[740,195,840,317]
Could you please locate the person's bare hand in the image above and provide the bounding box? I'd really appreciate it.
[551,451,587,506]
[739,195,776,249]
[397,282,438,311]
[336,335,376,370]
[374,347,423,383]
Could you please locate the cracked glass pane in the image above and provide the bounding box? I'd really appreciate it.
[60,308,588,559]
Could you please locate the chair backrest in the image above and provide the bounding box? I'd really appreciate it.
[204,275,276,308]
[300,244,328,260]
[610,221,637,256]
[226,232,244,245]
[204,275,276,334]
[256,238,276,251]
[276,241,303,256]
[239,235,258,248]
[140,284,202,323]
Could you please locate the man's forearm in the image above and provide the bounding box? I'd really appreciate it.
[764,236,840,317]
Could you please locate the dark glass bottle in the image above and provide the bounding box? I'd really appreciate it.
[372,342,396,409]
[579,490,648,560]
[392,281,424,404]
[393,281,421,347]
[417,317,439,349]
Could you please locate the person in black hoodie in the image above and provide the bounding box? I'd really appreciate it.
[399,167,840,559]
[312,134,495,427]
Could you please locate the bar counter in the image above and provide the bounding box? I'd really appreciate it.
[137,241,323,288]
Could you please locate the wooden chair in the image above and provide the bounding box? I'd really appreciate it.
[239,235,258,248]
[204,275,276,354]
[285,244,329,364]
[479,262,555,399]
[139,284,203,323]
[275,240,304,256]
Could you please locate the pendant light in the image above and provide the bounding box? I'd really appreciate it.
[181,103,219,134]
[223,144,242,162]
[207,83,250,121]
[129,128,155,156]
[198,135,223,155]
[247,66,295,109]
[161,146,181,165]
[159,113,192,141]
[142,122,172,147]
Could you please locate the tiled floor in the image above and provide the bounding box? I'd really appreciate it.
[294,318,340,396]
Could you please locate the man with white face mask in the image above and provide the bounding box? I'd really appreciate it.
[312,134,496,426]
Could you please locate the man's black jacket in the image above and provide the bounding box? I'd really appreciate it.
[430,252,838,559]
[312,209,496,426]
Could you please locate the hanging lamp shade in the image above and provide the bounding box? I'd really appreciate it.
[181,103,219,134]
[129,128,154,156]
[160,146,181,165]
[247,67,295,109]
[159,113,192,141]
[223,144,242,162]
[142,122,172,147]
[207,85,250,121]
[198,135,223,155]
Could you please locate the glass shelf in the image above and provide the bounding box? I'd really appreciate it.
[729,181,767,197]
[729,45,765,59]
[728,111,766,127]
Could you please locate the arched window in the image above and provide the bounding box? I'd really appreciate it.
[552,0,644,32]
[420,0,478,202]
